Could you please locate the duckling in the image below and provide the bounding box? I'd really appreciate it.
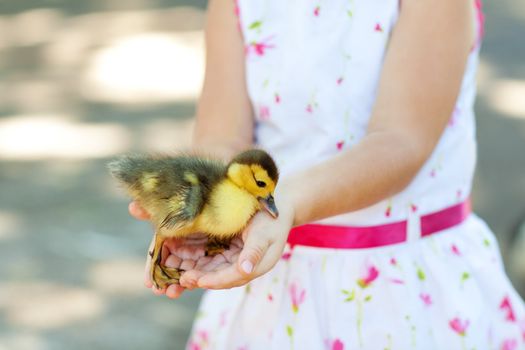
[108,149,279,289]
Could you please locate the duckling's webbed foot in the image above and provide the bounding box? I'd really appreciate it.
[148,234,168,287]
[150,233,185,288]
[205,237,232,256]
[153,265,183,289]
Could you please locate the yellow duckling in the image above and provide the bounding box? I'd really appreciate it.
[108,149,279,289]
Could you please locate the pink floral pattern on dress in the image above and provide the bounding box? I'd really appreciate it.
[449,317,469,336]
[326,338,344,350]
[501,339,518,350]
[429,158,443,179]
[385,202,392,217]
[473,0,485,49]
[305,92,319,114]
[246,36,276,57]
[448,107,460,127]
[337,53,351,86]
[501,296,517,322]
[287,282,306,349]
[341,264,380,346]
[290,282,306,313]
[451,244,462,256]
[357,265,379,288]
[259,105,271,120]
[233,0,242,32]
[420,293,432,306]
[389,278,405,285]
[281,251,292,260]
[219,311,228,328]
[188,330,209,350]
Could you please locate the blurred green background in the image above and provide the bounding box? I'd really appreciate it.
[0,0,524,349]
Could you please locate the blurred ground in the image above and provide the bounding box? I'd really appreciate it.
[0,0,524,349]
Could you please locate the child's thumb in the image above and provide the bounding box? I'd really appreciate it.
[238,233,270,275]
[129,201,150,221]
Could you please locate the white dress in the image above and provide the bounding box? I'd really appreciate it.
[187,0,525,349]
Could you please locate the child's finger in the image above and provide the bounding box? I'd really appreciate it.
[252,241,284,276]
[165,254,182,268]
[152,286,166,295]
[166,284,185,299]
[129,201,150,220]
[180,269,205,288]
[237,230,271,276]
[144,236,155,287]
[196,240,283,289]
[196,263,247,289]
[144,274,153,288]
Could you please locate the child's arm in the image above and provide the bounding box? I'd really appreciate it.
[192,0,254,158]
[286,0,475,225]
[191,0,476,289]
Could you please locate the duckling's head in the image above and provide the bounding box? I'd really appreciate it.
[227,149,279,218]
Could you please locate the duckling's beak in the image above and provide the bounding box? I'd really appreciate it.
[259,194,279,218]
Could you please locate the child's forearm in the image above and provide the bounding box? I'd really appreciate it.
[191,0,254,160]
[282,131,426,226]
[191,93,254,159]
[192,124,252,160]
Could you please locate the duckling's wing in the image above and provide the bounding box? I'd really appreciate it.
[159,179,205,230]
[109,154,225,232]
[158,160,225,231]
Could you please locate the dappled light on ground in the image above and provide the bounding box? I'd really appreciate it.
[88,258,146,295]
[82,31,204,104]
[7,80,69,114]
[486,80,525,120]
[0,211,20,241]
[0,332,46,350]
[47,229,142,260]
[0,115,131,160]
[479,60,525,121]
[8,9,63,46]
[0,282,106,330]
[140,117,195,151]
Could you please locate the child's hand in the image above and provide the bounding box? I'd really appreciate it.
[146,234,246,297]
[128,201,151,221]
[182,194,294,290]
[129,192,294,295]
[129,202,257,298]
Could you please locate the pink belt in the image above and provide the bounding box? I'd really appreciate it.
[287,199,471,249]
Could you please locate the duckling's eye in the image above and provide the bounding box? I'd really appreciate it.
[256,180,266,188]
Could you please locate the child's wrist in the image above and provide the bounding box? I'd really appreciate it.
[275,180,301,228]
